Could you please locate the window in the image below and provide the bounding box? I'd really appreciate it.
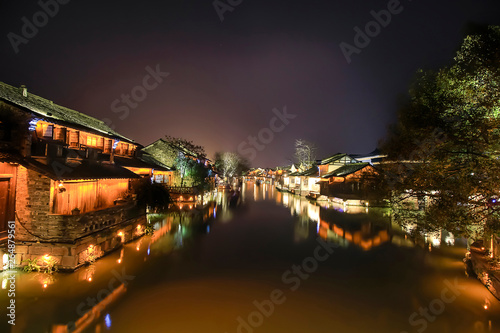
[104,139,112,153]
[69,131,79,147]
[86,135,98,147]
[54,127,66,142]
[43,124,54,138]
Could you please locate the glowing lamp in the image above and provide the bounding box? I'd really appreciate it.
[484,304,488,310]
[2,253,8,269]
[105,314,112,329]
[28,118,41,131]
[43,283,48,288]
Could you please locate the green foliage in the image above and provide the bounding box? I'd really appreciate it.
[41,256,58,274]
[380,25,500,239]
[21,258,40,273]
[145,223,155,235]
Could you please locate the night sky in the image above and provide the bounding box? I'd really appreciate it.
[1,0,500,167]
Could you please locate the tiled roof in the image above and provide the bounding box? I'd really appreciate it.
[0,81,135,144]
[295,166,319,177]
[321,163,372,178]
[27,157,141,180]
[319,153,347,165]
[138,153,172,171]
[0,151,23,163]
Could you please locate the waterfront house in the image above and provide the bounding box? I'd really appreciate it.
[318,162,378,205]
[317,153,359,176]
[0,82,152,270]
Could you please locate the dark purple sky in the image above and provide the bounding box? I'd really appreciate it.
[1,0,500,167]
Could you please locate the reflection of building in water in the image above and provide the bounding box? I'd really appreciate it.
[317,208,391,250]
[252,182,272,201]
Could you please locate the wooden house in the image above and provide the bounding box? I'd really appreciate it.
[0,82,155,270]
[317,153,359,176]
[318,162,378,205]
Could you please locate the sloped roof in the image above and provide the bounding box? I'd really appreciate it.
[112,154,171,172]
[350,148,386,163]
[319,153,351,165]
[321,163,372,178]
[27,157,141,181]
[294,166,319,177]
[0,81,135,144]
[0,150,23,163]
[139,153,172,171]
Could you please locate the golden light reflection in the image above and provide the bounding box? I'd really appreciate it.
[117,248,124,264]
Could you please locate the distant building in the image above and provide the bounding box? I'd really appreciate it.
[349,148,386,165]
[319,162,378,205]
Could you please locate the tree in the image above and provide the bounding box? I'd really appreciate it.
[164,136,206,159]
[294,139,317,170]
[162,136,208,187]
[133,178,171,212]
[214,152,250,179]
[380,25,500,240]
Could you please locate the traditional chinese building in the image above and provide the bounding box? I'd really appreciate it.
[318,162,379,205]
[0,82,156,270]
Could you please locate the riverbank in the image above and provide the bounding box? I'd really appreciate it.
[469,245,500,300]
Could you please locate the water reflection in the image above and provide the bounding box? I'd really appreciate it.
[275,189,415,250]
[2,183,497,333]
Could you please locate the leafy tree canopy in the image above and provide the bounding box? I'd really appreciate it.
[380,25,500,239]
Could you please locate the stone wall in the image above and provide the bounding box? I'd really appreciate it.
[470,250,500,300]
[13,214,146,271]
[11,165,148,270]
[15,166,51,242]
[15,166,143,243]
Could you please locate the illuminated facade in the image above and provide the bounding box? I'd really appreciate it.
[0,81,159,270]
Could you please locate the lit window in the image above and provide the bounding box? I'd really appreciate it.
[43,124,53,138]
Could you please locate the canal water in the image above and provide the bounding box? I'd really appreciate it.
[2,181,500,333]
